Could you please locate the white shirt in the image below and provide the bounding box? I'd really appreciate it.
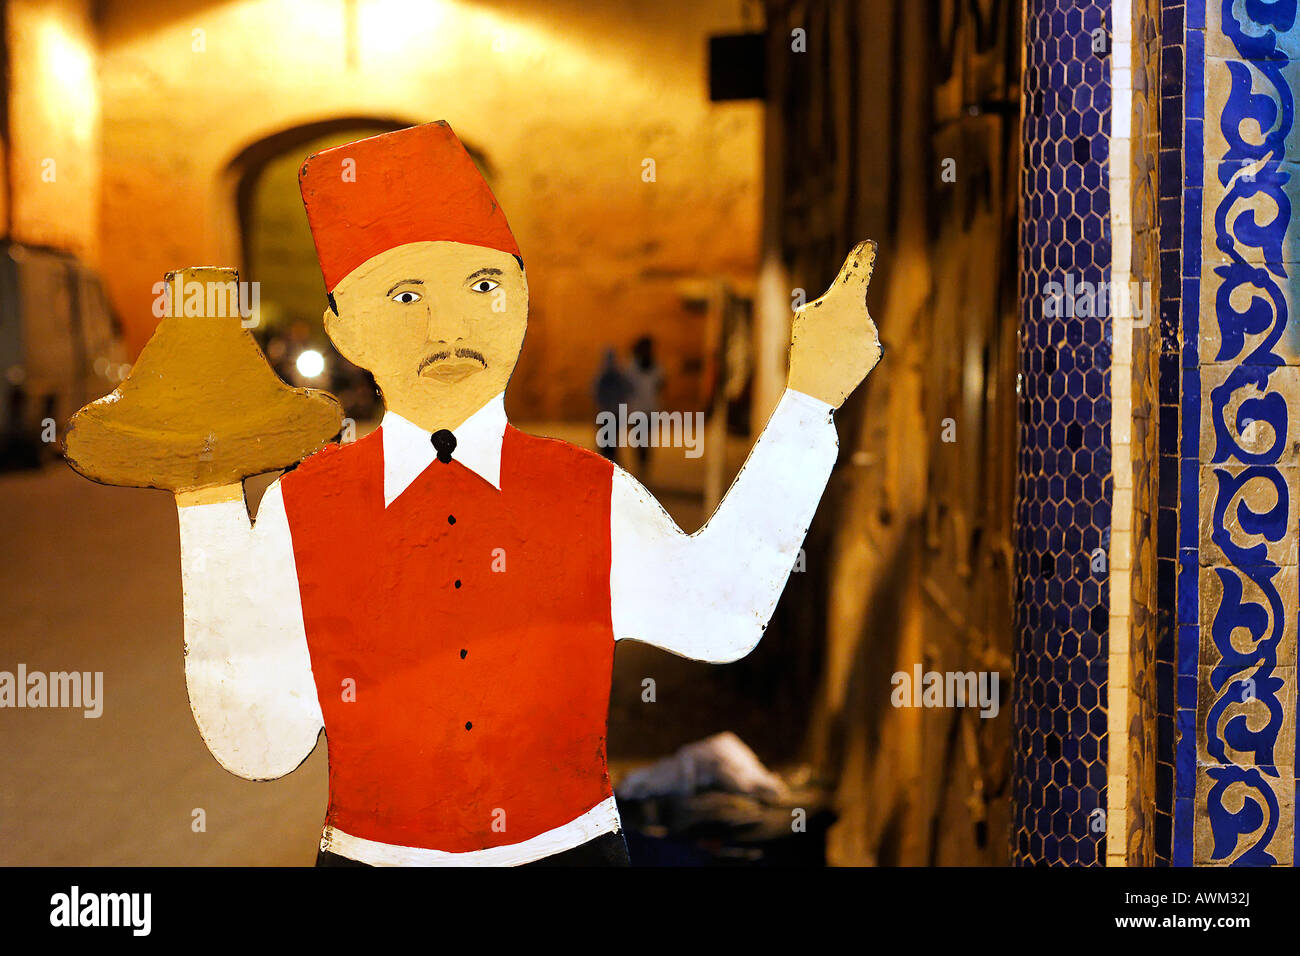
[176,387,837,865]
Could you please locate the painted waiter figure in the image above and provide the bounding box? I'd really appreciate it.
[175,122,882,865]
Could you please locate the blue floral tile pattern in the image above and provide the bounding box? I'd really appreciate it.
[1180,0,1300,867]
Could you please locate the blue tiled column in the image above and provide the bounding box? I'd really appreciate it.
[1015,0,1114,866]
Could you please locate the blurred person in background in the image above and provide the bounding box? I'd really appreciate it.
[624,335,663,479]
[593,347,631,464]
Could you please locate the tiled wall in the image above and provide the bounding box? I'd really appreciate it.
[1177,0,1300,866]
[1108,0,1164,868]
[1015,0,1113,866]
[1154,0,1186,868]
[1018,0,1300,867]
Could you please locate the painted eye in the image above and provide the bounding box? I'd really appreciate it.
[470,279,500,293]
[391,290,422,304]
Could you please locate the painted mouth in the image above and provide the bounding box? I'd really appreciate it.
[418,348,487,382]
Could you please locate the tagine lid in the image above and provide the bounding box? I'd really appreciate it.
[64,267,344,493]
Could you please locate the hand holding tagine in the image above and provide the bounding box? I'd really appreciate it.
[63,266,343,500]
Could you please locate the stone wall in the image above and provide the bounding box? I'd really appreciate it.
[763,0,1020,866]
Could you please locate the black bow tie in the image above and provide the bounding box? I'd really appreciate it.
[431,429,457,464]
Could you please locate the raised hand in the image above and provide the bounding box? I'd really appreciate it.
[787,240,883,408]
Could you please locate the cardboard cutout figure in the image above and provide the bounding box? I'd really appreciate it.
[65,121,882,866]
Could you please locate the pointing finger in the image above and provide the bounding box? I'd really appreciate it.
[832,239,877,294]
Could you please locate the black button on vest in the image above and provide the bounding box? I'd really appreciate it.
[430,429,457,464]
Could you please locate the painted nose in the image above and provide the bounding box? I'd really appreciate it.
[425,302,471,343]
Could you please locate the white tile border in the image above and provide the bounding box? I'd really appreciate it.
[1106,0,1135,868]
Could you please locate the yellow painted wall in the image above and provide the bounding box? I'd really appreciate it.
[6,0,100,260]
[94,0,762,417]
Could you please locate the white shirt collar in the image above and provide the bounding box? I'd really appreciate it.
[380,393,507,506]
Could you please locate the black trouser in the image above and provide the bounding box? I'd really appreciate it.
[316,830,631,867]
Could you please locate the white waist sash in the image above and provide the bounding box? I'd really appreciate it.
[320,796,622,866]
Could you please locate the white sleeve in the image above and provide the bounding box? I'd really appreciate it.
[610,388,838,662]
[177,480,323,780]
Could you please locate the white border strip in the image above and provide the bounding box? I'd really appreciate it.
[320,796,622,866]
[1106,0,1135,868]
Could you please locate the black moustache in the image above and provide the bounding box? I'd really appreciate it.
[418,348,487,373]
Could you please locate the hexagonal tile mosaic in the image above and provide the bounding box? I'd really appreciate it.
[1015,0,1113,866]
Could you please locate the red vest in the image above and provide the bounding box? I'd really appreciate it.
[279,425,615,851]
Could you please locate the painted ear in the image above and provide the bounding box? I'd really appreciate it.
[322,302,368,370]
[65,267,343,493]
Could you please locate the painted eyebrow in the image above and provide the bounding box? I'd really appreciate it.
[465,268,503,281]
[385,279,424,296]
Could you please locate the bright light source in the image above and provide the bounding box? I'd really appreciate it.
[296,349,325,379]
[44,22,92,90]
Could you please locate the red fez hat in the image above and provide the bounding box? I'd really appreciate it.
[299,121,520,292]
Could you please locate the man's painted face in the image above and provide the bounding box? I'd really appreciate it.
[325,240,527,421]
